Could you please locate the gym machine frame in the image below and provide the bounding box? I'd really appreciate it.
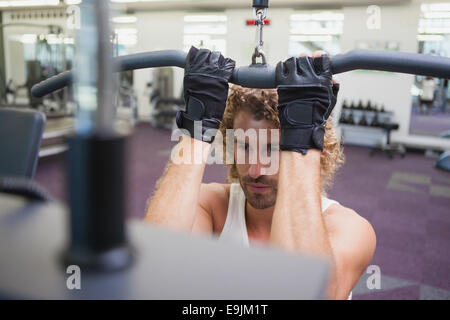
[31,49,450,98]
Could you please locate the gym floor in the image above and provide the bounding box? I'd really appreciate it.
[35,123,450,300]
[410,111,450,136]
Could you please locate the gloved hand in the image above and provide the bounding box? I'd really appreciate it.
[275,54,339,154]
[176,46,236,143]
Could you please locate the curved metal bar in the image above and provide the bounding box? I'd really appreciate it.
[331,49,450,78]
[31,49,450,98]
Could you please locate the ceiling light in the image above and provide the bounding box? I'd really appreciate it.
[421,3,450,12]
[291,12,344,22]
[112,16,138,24]
[10,0,59,7]
[184,15,227,23]
[290,28,342,35]
[114,28,138,35]
[290,35,333,42]
[21,34,37,44]
[419,27,450,34]
[417,34,445,41]
[423,11,450,19]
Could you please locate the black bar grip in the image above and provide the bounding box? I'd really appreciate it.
[31,49,450,97]
[232,64,276,89]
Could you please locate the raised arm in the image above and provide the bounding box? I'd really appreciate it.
[269,52,375,299]
[145,47,235,233]
[145,136,211,232]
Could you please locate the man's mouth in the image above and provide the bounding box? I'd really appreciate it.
[247,183,271,194]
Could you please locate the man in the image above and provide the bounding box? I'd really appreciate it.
[419,76,436,114]
[145,47,376,300]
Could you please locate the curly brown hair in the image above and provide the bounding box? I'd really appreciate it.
[219,85,345,193]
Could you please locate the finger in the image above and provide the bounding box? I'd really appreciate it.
[196,48,211,66]
[299,52,309,57]
[297,56,314,76]
[332,83,340,96]
[276,60,289,78]
[312,50,327,58]
[209,51,221,66]
[332,77,339,84]
[284,57,297,74]
[187,46,199,64]
[222,57,236,74]
[313,54,331,75]
[217,53,225,66]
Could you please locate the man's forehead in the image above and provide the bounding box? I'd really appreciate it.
[233,109,278,131]
[230,110,280,145]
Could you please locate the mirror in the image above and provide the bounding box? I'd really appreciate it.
[409,3,450,139]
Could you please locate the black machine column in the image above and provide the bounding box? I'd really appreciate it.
[63,0,132,272]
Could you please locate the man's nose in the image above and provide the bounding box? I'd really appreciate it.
[248,162,263,179]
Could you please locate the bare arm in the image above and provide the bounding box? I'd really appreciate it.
[324,207,376,299]
[270,150,338,294]
[145,47,234,233]
[270,150,376,299]
[271,52,376,299]
[145,135,211,233]
[270,150,326,251]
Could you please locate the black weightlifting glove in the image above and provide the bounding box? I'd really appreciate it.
[276,55,339,154]
[176,46,236,143]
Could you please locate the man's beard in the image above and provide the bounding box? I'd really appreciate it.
[238,175,278,210]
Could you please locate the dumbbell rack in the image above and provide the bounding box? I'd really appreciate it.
[338,106,394,147]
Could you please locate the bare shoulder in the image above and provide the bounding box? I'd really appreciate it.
[199,183,230,231]
[199,183,229,207]
[323,203,376,259]
[323,204,376,299]
[324,204,374,236]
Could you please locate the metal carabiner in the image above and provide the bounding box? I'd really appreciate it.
[251,8,267,65]
[252,49,267,65]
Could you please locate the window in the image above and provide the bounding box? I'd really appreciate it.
[183,14,227,54]
[418,3,450,57]
[288,11,343,57]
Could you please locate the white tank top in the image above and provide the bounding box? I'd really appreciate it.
[219,183,339,246]
[421,79,436,101]
[218,183,352,300]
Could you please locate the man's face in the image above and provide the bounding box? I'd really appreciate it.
[233,109,280,210]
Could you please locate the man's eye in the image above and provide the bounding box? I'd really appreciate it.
[237,143,248,151]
